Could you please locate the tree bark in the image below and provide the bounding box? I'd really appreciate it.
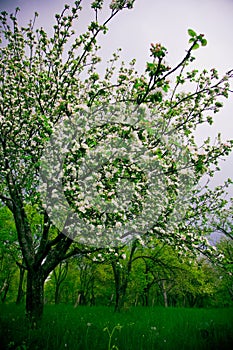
[112,260,124,312]
[112,260,128,312]
[26,268,45,324]
[16,263,26,305]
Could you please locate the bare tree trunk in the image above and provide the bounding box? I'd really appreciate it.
[74,290,86,307]
[112,241,137,312]
[16,262,26,305]
[26,268,45,324]
[53,262,68,304]
[0,278,10,303]
[111,259,126,312]
[0,280,7,295]
[162,280,168,307]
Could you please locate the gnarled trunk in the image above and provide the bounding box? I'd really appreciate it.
[26,268,45,323]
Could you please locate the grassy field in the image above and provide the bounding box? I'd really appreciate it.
[0,304,233,350]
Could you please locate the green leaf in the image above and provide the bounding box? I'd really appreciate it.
[146,62,156,72]
[201,38,207,46]
[188,29,197,37]
[184,128,191,136]
[192,43,199,50]
[149,91,163,103]
[162,85,169,93]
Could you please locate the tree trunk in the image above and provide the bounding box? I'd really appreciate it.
[53,262,68,304]
[142,264,151,306]
[0,279,10,303]
[74,290,86,307]
[112,262,127,312]
[16,264,26,305]
[112,261,122,312]
[26,268,45,324]
[162,280,168,307]
[142,286,150,306]
[114,284,127,312]
[112,241,137,312]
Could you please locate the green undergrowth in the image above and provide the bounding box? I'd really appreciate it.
[0,304,233,350]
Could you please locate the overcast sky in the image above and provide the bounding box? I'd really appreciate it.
[1,0,233,189]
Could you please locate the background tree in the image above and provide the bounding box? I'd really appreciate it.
[53,261,69,304]
[214,238,233,305]
[0,205,23,303]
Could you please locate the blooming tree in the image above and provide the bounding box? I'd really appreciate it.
[0,0,232,321]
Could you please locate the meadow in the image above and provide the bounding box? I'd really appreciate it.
[0,305,233,350]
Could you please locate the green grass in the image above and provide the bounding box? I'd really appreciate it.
[0,304,233,349]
